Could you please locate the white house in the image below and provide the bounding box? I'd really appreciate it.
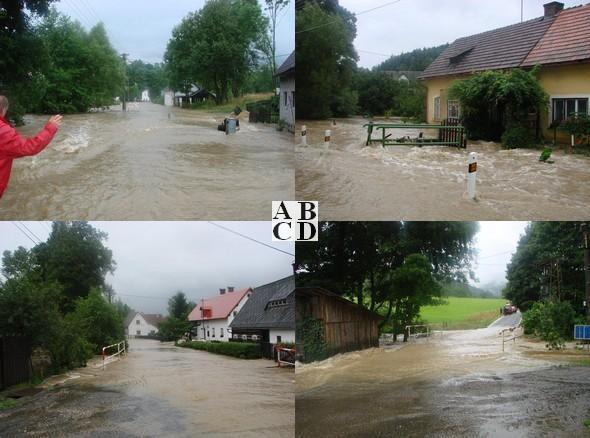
[187,287,252,342]
[275,52,295,132]
[125,312,164,337]
[141,90,150,102]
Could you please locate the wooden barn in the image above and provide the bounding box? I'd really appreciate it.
[296,287,382,361]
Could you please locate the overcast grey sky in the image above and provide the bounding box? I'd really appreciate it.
[0,222,294,314]
[53,0,295,64]
[340,0,581,68]
[1,221,528,308]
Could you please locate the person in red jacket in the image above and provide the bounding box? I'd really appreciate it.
[0,95,63,199]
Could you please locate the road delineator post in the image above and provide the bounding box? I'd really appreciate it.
[301,125,307,146]
[467,152,477,200]
[324,130,331,149]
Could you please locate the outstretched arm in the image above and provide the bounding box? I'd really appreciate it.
[0,115,62,159]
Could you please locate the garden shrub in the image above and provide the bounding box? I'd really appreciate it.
[501,125,535,149]
[522,300,582,349]
[179,341,262,359]
[562,113,590,146]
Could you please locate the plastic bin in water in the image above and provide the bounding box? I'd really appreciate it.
[226,118,237,135]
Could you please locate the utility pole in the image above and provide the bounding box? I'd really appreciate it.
[521,0,524,22]
[583,223,590,323]
[121,53,129,112]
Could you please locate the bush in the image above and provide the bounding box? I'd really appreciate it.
[179,341,262,359]
[157,317,190,342]
[296,317,327,363]
[562,113,590,146]
[501,125,535,149]
[522,300,582,349]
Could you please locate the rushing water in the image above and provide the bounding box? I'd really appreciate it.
[0,339,295,437]
[296,315,590,437]
[296,118,590,221]
[0,103,294,219]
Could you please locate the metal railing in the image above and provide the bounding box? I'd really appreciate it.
[406,324,431,340]
[102,340,126,370]
[276,346,296,367]
[499,326,523,352]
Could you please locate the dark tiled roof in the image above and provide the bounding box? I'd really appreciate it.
[420,15,556,79]
[230,276,295,330]
[275,51,295,77]
[523,4,590,66]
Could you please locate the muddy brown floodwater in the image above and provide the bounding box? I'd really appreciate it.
[0,339,294,437]
[296,118,590,220]
[296,315,590,437]
[0,103,294,219]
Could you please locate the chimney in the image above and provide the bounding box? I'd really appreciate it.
[228,286,234,292]
[544,2,564,17]
[219,288,226,295]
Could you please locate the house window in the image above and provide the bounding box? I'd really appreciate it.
[220,328,224,338]
[276,335,282,343]
[433,96,441,121]
[136,320,140,325]
[212,327,215,337]
[447,100,461,119]
[552,98,589,123]
[284,91,288,107]
[207,330,210,338]
[291,91,295,108]
[233,311,237,316]
[136,330,141,335]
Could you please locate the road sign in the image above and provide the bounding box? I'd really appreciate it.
[574,325,590,340]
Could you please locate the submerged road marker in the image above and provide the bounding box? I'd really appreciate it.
[324,130,331,149]
[301,125,307,146]
[467,152,477,200]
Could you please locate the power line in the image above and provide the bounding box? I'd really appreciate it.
[207,222,295,257]
[357,49,391,57]
[18,222,42,243]
[478,250,514,260]
[11,222,40,245]
[296,0,403,34]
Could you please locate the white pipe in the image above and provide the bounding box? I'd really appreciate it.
[467,152,477,200]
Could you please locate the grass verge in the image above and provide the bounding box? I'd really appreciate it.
[178,340,262,359]
[420,297,507,330]
[0,396,18,411]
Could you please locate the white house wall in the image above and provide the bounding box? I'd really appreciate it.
[195,291,252,342]
[269,329,295,344]
[128,314,159,337]
[279,75,295,130]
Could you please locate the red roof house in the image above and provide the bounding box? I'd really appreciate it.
[188,287,252,342]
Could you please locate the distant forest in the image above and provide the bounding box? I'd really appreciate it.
[373,44,449,72]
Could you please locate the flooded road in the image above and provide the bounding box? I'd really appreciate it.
[296,118,590,220]
[0,339,294,437]
[296,314,590,437]
[1,103,293,219]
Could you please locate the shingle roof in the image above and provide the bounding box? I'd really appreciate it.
[275,51,295,77]
[124,312,164,328]
[420,15,556,79]
[230,276,295,330]
[188,288,251,321]
[522,4,590,66]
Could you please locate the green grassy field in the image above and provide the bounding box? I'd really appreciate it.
[420,297,507,330]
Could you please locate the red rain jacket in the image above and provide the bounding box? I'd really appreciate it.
[0,116,58,199]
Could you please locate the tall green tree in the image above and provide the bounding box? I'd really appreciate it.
[296,1,358,118]
[296,222,477,336]
[504,222,586,312]
[34,221,115,312]
[264,0,290,79]
[165,0,268,103]
[168,291,195,320]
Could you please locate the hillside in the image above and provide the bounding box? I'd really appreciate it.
[373,44,449,72]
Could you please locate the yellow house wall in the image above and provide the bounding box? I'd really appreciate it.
[537,63,590,142]
[424,63,590,143]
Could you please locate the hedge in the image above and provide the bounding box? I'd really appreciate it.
[178,341,262,359]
